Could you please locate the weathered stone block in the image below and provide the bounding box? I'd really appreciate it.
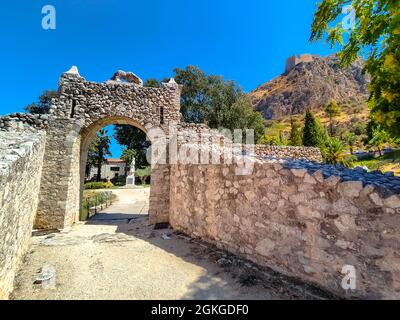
[338,181,363,198]
[384,195,400,209]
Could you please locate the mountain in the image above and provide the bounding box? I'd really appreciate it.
[249,54,370,120]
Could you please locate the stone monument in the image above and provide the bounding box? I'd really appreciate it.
[125,157,136,186]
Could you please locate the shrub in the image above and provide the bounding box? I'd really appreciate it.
[323,137,356,168]
[135,167,151,185]
[81,191,114,220]
[84,181,114,190]
[111,175,127,186]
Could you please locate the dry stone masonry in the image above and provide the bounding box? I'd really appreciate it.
[170,159,400,299]
[0,132,46,299]
[0,66,399,299]
[0,113,49,132]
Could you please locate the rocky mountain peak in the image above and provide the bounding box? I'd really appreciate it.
[250,54,370,120]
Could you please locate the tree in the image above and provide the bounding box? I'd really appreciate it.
[302,110,328,148]
[289,117,303,146]
[113,125,150,168]
[208,94,265,143]
[135,166,151,185]
[259,121,288,146]
[259,130,288,146]
[310,0,400,138]
[174,66,265,142]
[86,143,97,178]
[343,131,357,154]
[324,137,356,168]
[144,78,162,88]
[117,66,267,145]
[87,129,111,182]
[121,149,137,176]
[368,127,392,156]
[25,90,58,114]
[324,101,341,136]
[174,66,212,123]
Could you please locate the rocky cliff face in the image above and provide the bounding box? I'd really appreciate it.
[250,54,370,119]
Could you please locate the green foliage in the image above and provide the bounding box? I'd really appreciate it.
[353,150,400,176]
[112,66,269,146]
[260,121,288,146]
[302,110,328,148]
[324,137,356,168]
[121,148,139,175]
[367,127,393,155]
[135,166,151,185]
[86,129,111,182]
[351,119,367,136]
[208,95,265,143]
[113,125,149,168]
[174,65,213,123]
[324,100,341,135]
[116,66,266,144]
[289,118,303,146]
[303,111,317,147]
[174,66,265,143]
[25,90,58,114]
[121,148,136,166]
[111,175,127,186]
[310,0,400,138]
[325,100,341,118]
[259,134,287,146]
[343,131,357,154]
[144,78,162,88]
[84,181,114,190]
[81,191,114,220]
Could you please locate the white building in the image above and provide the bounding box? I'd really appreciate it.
[88,158,126,181]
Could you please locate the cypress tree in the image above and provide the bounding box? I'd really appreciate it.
[303,110,319,147]
[302,110,328,148]
[289,117,302,146]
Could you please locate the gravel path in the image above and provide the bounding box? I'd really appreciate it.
[11,188,332,300]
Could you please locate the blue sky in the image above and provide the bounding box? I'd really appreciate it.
[0,0,340,157]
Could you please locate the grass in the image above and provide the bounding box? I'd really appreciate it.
[353,150,400,176]
[81,190,117,221]
[264,103,369,137]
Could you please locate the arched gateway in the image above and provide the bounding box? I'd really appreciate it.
[35,67,182,229]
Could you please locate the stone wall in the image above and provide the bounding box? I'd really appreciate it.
[51,72,182,130]
[35,120,82,229]
[254,144,322,162]
[176,123,322,162]
[169,159,400,299]
[0,113,50,132]
[0,132,46,299]
[149,164,171,224]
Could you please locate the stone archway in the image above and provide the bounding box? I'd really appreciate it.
[78,117,161,227]
[34,67,181,230]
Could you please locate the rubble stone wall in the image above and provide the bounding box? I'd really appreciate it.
[177,123,322,162]
[0,132,46,299]
[170,160,400,299]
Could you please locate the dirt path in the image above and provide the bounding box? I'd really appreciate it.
[11,188,332,300]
